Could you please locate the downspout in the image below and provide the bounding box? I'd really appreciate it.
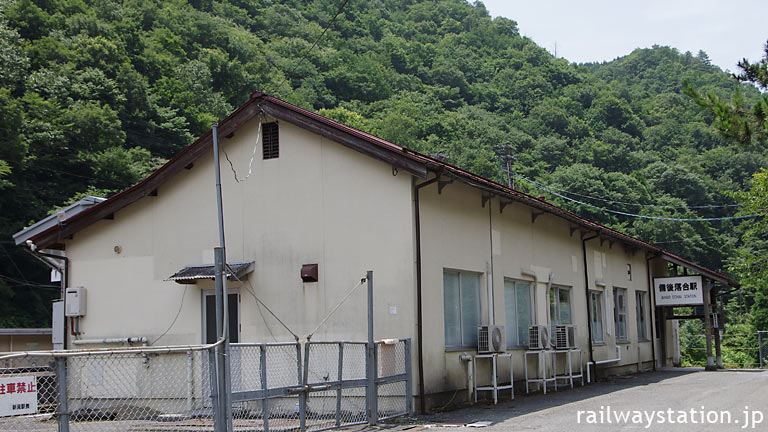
[414,174,438,414]
[26,246,69,349]
[582,233,599,375]
[487,199,495,326]
[646,254,658,372]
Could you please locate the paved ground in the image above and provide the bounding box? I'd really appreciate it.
[374,368,768,431]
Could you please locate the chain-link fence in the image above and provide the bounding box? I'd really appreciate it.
[0,338,411,432]
[759,331,767,369]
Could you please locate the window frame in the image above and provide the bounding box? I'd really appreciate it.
[549,285,572,335]
[636,291,649,341]
[504,279,533,348]
[443,270,482,350]
[589,290,605,344]
[613,287,629,343]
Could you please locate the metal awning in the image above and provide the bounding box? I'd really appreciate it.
[166,261,254,284]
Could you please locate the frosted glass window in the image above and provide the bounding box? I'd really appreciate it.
[443,270,481,349]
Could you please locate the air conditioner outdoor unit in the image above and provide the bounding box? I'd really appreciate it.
[528,325,549,350]
[554,325,577,349]
[478,325,506,353]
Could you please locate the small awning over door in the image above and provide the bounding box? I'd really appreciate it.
[166,261,254,284]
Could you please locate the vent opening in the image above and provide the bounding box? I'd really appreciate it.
[262,122,279,159]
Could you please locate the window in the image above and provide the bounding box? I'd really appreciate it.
[627,264,632,281]
[589,290,604,343]
[443,270,481,349]
[504,280,533,347]
[614,288,628,342]
[204,292,239,344]
[262,122,279,159]
[636,291,648,340]
[549,285,572,335]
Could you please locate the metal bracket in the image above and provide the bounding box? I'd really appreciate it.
[569,227,579,237]
[437,175,455,194]
[500,200,514,214]
[600,237,606,247]
[531,211,544,223]
[482,193,494,208]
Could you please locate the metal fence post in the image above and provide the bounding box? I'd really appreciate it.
[366,270,378,425]
[760,332,765,369]
[209,347,224,432]
[260,345,270,432]
[56,357,69,432]
[405,338,413,415]
[300,342,310,432]
[336,342,344,427]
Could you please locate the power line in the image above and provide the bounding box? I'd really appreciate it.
[518,173,742,209]
[512,173,762,222]
[150,285,188,345]
[266,0,351,96]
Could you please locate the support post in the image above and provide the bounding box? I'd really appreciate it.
[366,270,377,425]
[702,280,716,371]
[208,347,223,432]
[712,288,723,368]
[404,339,413,415]
[760,332,765,369]
[56,357,69,432]
[261,346,270,432]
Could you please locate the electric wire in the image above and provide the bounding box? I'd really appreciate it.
[516,175,743,209]
[150,285,188,345]
[306,276,365,340]
[512,173,763,222]
[226,264,300,341]
[266,0,351,96]
[221,116,262,183]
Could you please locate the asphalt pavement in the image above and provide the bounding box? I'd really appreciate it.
[370,368,768,432]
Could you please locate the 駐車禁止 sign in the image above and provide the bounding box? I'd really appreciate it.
[0,376,38,417]
[653,275,704,307]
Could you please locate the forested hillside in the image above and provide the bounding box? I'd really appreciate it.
[1,0,766,361]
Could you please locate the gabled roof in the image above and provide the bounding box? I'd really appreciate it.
[21,92,738,287]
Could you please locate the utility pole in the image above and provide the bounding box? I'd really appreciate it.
[497,143,517,189]
[212,123,234,432]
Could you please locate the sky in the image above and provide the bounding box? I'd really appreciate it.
[480,0,768,72]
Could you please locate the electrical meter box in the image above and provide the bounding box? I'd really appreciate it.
[65,287,87,317]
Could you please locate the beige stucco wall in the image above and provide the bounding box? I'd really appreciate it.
[0,334,52,353]
[417,180,655,397]
[64,118,417,348]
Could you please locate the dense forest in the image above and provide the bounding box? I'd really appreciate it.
[1,0,766,365]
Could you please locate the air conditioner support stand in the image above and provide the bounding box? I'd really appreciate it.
[472,353,514,404]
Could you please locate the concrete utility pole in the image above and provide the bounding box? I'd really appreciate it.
[212,123,234,431]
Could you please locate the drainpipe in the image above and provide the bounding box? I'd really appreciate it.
[25,245,69,349]
[414,174,439,414]
[459,353,473,403]
[487,200,495,326]
[582,233,599,374]
[646,254,657,372]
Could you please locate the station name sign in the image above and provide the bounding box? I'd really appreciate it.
[653,275,704,306]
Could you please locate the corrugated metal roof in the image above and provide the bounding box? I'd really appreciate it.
[12,196,105,246]
[166,261,254,284]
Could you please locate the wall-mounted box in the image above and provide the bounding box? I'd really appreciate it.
[301,264,318,282]
[65,287,87,317]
